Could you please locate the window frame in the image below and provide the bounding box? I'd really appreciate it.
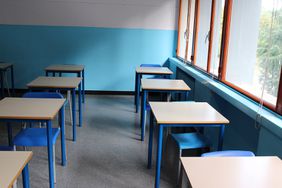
[176,0,282,114]
[276,69,282,115]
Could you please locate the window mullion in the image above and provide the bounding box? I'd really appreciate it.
[218,0,232,80]
[276,69,282,115]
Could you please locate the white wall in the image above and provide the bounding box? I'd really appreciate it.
[0,0,178,30]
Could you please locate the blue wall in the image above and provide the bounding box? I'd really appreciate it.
[0,25,177,91]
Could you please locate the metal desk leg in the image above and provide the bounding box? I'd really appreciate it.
[78,82,82,127]
[45,71,49,77]
[155,124,164,188]
[218,125,225,151]
[82,70,85,103]
[185,91,189,101]
[1,71,4,98]
[141,90,147,141]
[22,164,30,188]
[135,73,141,113]
[60,105,66,166]
[147,111,154,169]
[46,120,55,188]
[11,66,15,96]
[52,72,55,77]
[134,72,137,105]
[7,123,12,146]
[71,89,76,142]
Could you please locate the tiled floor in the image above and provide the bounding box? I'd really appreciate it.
[0,95,176,188]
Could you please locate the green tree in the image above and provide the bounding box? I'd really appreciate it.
[257,7,282,97]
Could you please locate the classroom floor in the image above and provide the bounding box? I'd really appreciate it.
[0,95,176,188]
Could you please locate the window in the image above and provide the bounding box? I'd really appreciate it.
[224,0,282,107]
[208,0,225,75]
[177,0,196,61]
[176,0,282,114]
[194,0,212,70]
[177,0,189,59]
[191,0,226,73]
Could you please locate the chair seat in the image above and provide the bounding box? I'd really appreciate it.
[171,132,210,150]
[13,128,60,147]
[201,150,255,157]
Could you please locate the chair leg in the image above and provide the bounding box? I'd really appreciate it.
[67,91,73,125]
[162,127,170,167]
[177,149,182,186]
[22,123,27,129]
[4,72,10,96]
[53,145,56,184]
[13,146,18,188]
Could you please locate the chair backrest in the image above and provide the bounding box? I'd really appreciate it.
[140,64,161,68]
[23,92,64,99]
[201,150,255,157]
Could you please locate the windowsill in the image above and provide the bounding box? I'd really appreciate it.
[169,57,282,138]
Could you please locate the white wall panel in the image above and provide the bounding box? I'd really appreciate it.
[0,0,178,30]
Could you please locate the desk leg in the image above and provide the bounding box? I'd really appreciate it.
[134,72,137,105]
[60,105,66,166]
[1,71,4,98]
[185,91,189,101]
[78,81,82,127]
[45,71,48,77]
[218,125,225,151]
[72,89,76,142]
[155,124,164,188]
[147,111,154,169]
[7,123,13,146]
[52,72,55,77]
[82,70,85,103]
[22,164,30,188]
[141,90,147,141]
[135,73,141,113]
[46,120,55,188]
[11,66,15,96]
[59,72,62,77]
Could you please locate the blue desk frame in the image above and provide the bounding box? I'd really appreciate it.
[134,72,170,113]
[140,89,189,141]
[147,111,226,188]
[4,105,66,188]
[28,83,82,142]
[0,64,14,98]
[22,163,30,188]
[46,69,85,103]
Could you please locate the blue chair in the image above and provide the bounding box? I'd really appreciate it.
[201,150,255,157]
[171,132,210,182]
[13,92,64,184]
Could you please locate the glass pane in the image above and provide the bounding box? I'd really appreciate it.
[226,0,282,106]
[187,0,196,61]
[178,0,189,59]
[195,0,212,70]
[209,0,225,76]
